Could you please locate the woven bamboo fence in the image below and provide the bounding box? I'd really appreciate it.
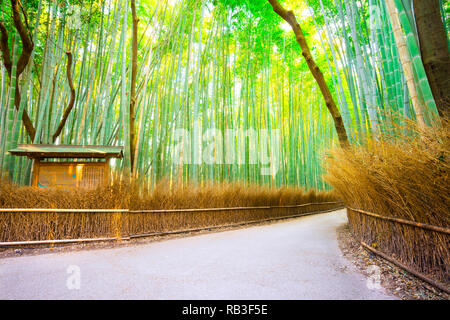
[0,202,343,245]
[347,207,450,287]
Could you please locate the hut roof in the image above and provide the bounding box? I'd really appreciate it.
[9,144,123,159]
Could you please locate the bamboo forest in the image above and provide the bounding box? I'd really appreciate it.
[0,0,450,300]
[0,0,446,188]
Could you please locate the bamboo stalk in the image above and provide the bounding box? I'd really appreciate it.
[385,0,426,129]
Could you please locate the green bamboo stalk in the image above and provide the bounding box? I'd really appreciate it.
[2,32,19,177]
[392,0,440,122]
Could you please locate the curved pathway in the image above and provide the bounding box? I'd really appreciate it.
[0,209,395,299]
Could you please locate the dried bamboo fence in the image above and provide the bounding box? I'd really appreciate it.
[347,207,450,290]
[0,202,344,246]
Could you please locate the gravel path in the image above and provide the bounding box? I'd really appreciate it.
[0,209,396,299]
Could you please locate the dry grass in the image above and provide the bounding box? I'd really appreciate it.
[0,181,130,209]
[128,181,338,235]
[0,180,339,242]
[324,117,450,284]
[130,181,336,210]
[0,181,129,241]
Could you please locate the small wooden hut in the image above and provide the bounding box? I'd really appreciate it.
[9,144,123,189]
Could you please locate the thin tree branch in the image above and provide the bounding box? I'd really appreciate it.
[18,0,33,44]
[0,21,12,75]
[52,52,76,143]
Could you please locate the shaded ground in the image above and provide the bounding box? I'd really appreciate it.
[0,210,395,300]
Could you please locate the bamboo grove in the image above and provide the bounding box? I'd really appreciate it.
[0,0,448,190]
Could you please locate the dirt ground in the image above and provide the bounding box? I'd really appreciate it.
[337,223,449,300]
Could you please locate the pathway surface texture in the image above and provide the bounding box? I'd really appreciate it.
[0,209,395,299]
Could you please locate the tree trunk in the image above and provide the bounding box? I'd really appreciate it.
[267,0,349,147]
[0,0,36,141]
[413,0,450,116]
[130,0,138,172]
